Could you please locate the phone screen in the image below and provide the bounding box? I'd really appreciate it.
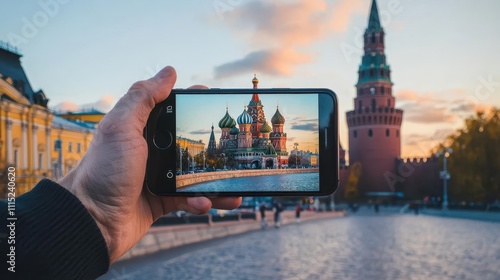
[175,92,320,193]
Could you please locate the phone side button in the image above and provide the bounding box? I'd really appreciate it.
[166,171,174,179]
[153,131,173,150]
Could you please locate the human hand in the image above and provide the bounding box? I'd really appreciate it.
[58,66,241,263]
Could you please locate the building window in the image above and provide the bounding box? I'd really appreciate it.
[358,100,362,109]
[354,130,357,138]
[380,69,384,76]
[370,69,374,77]
[68,142,73,153]
[396,130,400,137]
[371,99,376,110]
[380,35,384,44]
[39,153,43,170]
[387,99,391,107]
[381,87,385,95]
[77,143,82,153]
[371,33,376,43]
[386,129,390,137]
[368,129,373,137]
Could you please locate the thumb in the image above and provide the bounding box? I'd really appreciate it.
[103,66,177,132]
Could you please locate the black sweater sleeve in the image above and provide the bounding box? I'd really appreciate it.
[1,179,110,279]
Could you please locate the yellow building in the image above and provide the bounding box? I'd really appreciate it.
[176,136,205,157]
[0,43,98,197]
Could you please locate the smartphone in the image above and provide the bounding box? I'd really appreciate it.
[144,88,338,196]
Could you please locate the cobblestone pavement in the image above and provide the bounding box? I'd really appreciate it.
[100,211,500,280]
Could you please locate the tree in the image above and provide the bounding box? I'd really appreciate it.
[434,108,500,203]
[344,162,362,201]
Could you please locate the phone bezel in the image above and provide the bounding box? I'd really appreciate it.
[144,88,339,197]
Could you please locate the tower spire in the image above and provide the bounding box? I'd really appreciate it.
[368,0,382,32]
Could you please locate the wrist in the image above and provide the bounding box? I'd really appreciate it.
[57,172,117,262]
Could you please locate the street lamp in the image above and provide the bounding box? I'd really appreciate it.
[436,148,453,210]
[221,153,227,170]
[203,152,206,172]
[293,143,299,169]
[179,146,183,174]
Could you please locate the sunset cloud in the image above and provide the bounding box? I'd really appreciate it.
[395,89,475,124]
[52,95,116,113]
[213,0,365,79]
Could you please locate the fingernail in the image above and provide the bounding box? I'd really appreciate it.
[155,66,174,79]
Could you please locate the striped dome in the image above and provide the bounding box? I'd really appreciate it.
[218,110,236,129]
[271,108,285,124]
[260,121,272,133]
[237,109,253,124]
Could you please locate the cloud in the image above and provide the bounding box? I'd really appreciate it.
[213,0,365,79]
[190,129,212,135]
[214,49,311,79]
[291,123,318,131]
[396,89,460,124]
[52,95,116,113]
[403,128,455,157]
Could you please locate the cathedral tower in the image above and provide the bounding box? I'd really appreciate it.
[346,0,404,194]
[247,75,265,143]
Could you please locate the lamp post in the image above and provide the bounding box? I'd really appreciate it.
[436,148,453,210]
[203,152,206,172]
[221,153,226,170]
[293,143,299,169]
[179,146,183,175]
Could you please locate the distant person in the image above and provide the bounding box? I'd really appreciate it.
[274,202,284,228]
[295,204,301,223]
[0,66,241,279]
[259,202,267,229]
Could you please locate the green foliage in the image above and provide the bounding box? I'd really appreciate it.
[437,108,500,202]
[344,162,362,201]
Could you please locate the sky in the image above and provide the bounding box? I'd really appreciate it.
[176,93,319,153]
[1,0,499,160]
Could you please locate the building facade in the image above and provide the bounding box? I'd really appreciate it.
[346,0,404,194]
[0,43,97,196]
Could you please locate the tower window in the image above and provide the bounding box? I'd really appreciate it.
[386,129,390,137]
[368,129,373,137]
[380,35,384,44]
[371,33,376,43]
[358,100,362,109]
[354,130,357,138]
[361,71,364,78]
[371,99,376,110]
[380,69,384,76]
[387,99,391,107]
[396,130,400,137]
[370,69,374,77]
[381,87,385,94]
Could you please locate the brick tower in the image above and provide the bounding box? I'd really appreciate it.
[346,0,404,194]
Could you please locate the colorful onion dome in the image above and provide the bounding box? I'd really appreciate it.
[271,107,285,124]
[260,121,272,133]
[237,109,253,124]
[218,110,236,129]
[230,126,240,135]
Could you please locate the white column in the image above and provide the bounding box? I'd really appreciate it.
[6,120,13,164]
[22,123,28,169]
[32,125,38,170]
[46,128,51,172]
